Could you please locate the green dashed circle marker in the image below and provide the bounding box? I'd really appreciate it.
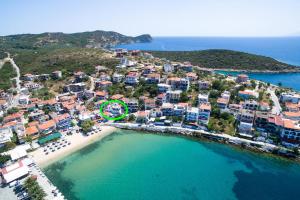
[99,100,129,121]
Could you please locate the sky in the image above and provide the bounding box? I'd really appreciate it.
[1,0,300,37]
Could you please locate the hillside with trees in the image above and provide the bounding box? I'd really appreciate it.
[150,50,300,72]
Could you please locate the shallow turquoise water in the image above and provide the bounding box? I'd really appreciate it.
[44,130,300,200]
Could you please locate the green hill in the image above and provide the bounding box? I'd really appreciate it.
[150,50,299,72]
[0,30,152,50]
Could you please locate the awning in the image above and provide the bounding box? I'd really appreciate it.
[38,132,62,145]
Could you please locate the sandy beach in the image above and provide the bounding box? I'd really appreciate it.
[29,126,117,168]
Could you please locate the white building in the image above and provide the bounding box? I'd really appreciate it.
[0,160,29,184]
[0,127,13,145]
[157,83,171,93]
[280,93,300,104]
[112,73,124,83]
[198,93,209,105]
[163,63,174,73]
[185,107,199,123]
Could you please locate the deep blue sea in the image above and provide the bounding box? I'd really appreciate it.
[118,37,300,91]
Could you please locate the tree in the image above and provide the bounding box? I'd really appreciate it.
[0,155,10,166]
[7,107,19,114]
[180,92,189,102]
[128,114,136,122]
[80,119,95,133]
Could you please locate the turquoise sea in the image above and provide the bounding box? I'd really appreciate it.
[44,130,300,200]
[117,37,300,91]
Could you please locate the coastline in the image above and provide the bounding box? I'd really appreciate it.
[195,66,300,74]
[108,123,300,162]
[29,126,117,168]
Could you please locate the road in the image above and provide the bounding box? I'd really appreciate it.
[0,52,21,93]
[267,88,282,115]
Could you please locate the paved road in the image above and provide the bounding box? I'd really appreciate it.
[268,88,282,115]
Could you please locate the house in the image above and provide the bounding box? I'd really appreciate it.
[198,103,211,124]
[51,71,62,79]
[180,62,193,72]
[238,122,253,135]
[146,73,160,84]
[144,98,156,110]
[161,103,174,116]
[242,100,259,110]
[74,71,87,82]
[115,48,128,57]
[167,77,189,91]
[37,120,56,135]
[283,111,300,121]
[143,66,156,75]
[285,102,300,112]
[186,72,198,81]
[98,73,111,82]
[25,126,39,139]
[259,101,271,111]
[198,81,211,90]
[217,98,229,109]
[18,95,29,105]
[65,83,86,93]
[221,91,231,100]
[281,119,300,144]
[3,112,23,123]
[0,127,13,145]
[125,72,139,85]
[157,84,171,93]
[238,90,259,99]
[28,110,45,122]
[22,74,36,81]
[238,109,255,124]
[166,90,182,103]
[0,99,8,110]
[173,103,188,117]
[77,90,95,100]
[185,107,199,123]
[53,113,72,130]
[163,63,174,73]
[136,111,150,123]
[112,73,124,83]
[155,93,167,106]
[236,74,249,83]
[38,74,50,81]
[130,50,141,56]
[95,81,112,90]
[95,91,108,101]
[0,160,29,184]
[198,94,209,105]
[127,99,139,113]
[110,94,124,100]
[280,93,300,104]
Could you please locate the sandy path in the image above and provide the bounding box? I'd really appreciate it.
[29,126,117,168]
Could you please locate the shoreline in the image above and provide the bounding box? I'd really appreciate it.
[108,123,300,162]
[29,126,117,168]
[197,67,300,74]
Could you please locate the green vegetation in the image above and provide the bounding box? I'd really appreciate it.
[0,154,10,166]
[24,177,46,200]
[0,31,151,50]
[0,142,16,153]
[80,119,95,133]
[7,107,19,114]
[31,88,55,100]
[208,112,236,135]
[150,50,299,71]
[12,48,119,75]
[0,62,17,90]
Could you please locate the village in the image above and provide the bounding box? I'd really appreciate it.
[1,48,300,199]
